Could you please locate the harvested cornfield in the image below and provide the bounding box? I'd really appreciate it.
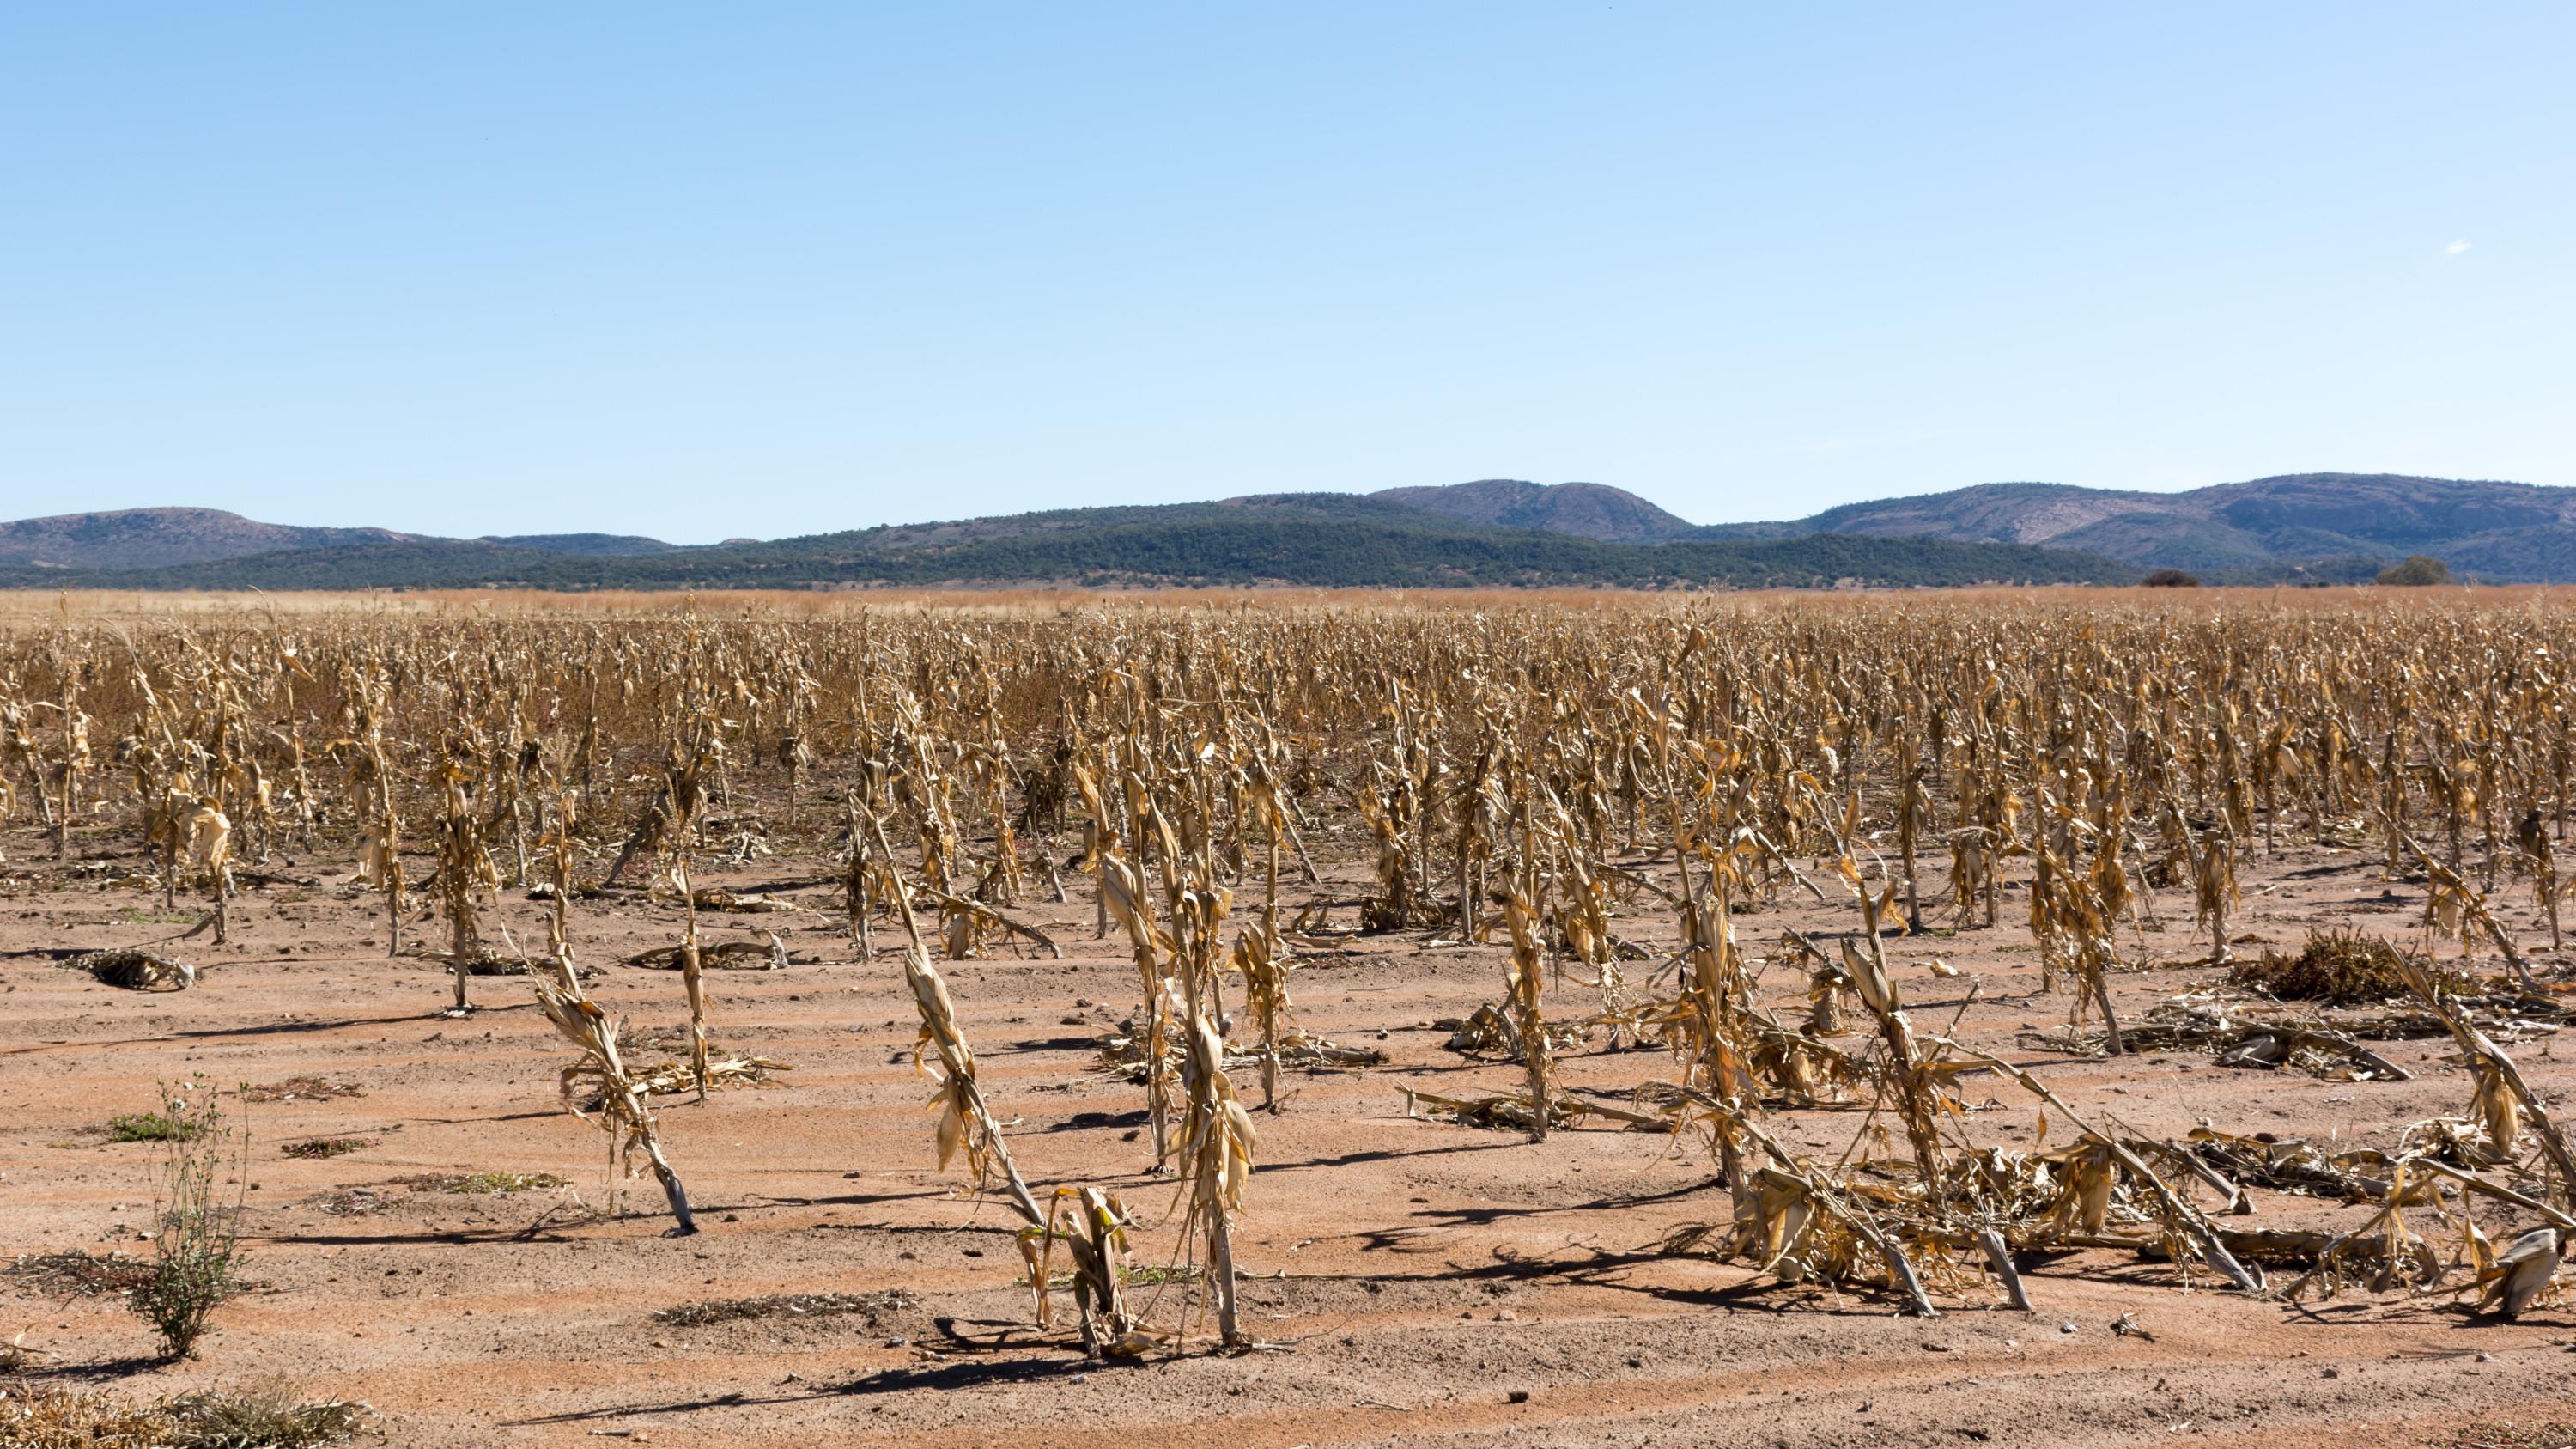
[3,588,2573,1446]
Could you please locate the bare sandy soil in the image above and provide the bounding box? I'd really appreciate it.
[5,822,2573,1448]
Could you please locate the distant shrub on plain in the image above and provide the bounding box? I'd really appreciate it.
[2377,554,2450,586]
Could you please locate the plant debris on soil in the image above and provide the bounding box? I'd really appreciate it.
[278,1136,375,1160]
[0,1383,367,1449]
[240,1077,365,1104]
[5,1251,154,1300]
[300,1187,398,1218]
[2434,1425,2576,1449]
[652,1288,920,1328]
[66,948,196,992]
[2227,927,2473,1006]
[398,1172,569,1196]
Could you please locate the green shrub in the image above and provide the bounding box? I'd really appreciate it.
[123,1079,247,1360]
[2377,554,2451,586]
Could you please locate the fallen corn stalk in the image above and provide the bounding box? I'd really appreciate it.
[623,936,791,971]
[1400,1084,1666,1132]
[69,947,195,990]
[1947,1044,2265,1294]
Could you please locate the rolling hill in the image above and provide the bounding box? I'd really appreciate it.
[0,491,2131,592]
[1370,480,1698,543]
[0,508,421,570]
[0,508,684,571]
[1704,473,2576,581]
[4,472,2566,591]
[476,533,677,557]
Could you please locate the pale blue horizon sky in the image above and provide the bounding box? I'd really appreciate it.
[3,3,2568,544]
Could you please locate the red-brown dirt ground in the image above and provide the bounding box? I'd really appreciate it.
[6,825,2573,1447]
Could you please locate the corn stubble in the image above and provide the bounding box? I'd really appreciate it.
[7,591,2574,1364]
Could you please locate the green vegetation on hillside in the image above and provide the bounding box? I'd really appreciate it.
[2377,555,2451,586]
[21,469,2574,592]
[3,506,2139,592]
[1698,472,2573,582]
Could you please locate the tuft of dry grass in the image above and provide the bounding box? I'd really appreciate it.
[652,1288,920,1328]
[400,1171,567,1196]
[0,1382,366,1449]
[278,1137,374,1160]
[5,1252,152,1300]
[2433,1425,2576,1449]
[301,1187,395,1217]
[240,1078,363,1104]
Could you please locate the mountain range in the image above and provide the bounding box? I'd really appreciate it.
[0,472,2560,591]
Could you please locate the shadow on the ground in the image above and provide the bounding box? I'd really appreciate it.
[503,1339,1151,1426]
[1262,1138,1517,1174]
[0,1008,511,1058]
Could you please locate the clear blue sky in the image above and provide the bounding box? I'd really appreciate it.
[3,4,2567,544]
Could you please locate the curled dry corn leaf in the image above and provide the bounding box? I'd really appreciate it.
[181,801,229,872]
[2477,1227,2566,1318]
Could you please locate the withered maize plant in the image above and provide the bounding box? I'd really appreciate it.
[9,589,2575,1349]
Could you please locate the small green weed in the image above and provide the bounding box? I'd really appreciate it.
[108,1111,201,1143]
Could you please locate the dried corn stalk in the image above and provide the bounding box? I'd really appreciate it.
[532,982,695,1234]
[1026,1186,1155,1357]
[430,762,497,1014]
[2391,951,2576,1198]
[1174,1007,1256,1347]
[1503,895,1552,1143]
[863,809,1145,1354]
